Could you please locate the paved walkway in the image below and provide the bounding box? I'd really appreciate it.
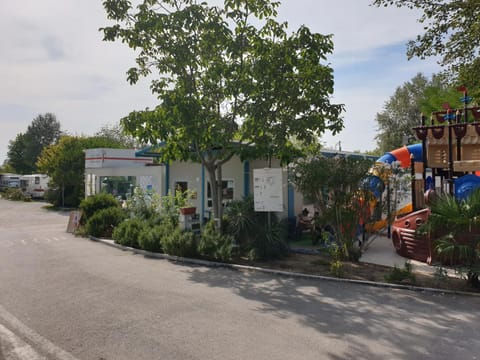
[360,232,459,277]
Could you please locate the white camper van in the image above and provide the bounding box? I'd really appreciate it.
[0,174,21,191]
[20,174,49,199]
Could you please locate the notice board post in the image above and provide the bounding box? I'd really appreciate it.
[253,168,284,213]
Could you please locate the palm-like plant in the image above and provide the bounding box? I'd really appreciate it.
[421,189,480,287]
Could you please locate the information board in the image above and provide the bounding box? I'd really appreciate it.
[253,168,283,212]
[66,211,82,233]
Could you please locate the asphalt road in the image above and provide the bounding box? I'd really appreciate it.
[0,198,479,360]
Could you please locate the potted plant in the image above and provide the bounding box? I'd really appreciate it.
[176,188,197,215]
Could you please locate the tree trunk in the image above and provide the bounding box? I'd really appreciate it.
[216,165,223,221]
[205,162,224,230]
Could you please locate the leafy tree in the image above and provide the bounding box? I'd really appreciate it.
[290,155,374,260]
[94,123,144,149]
[37,135,124,207]
[456,59,480,102]
[101,0,344,223]
[419,189,480,288]
[6,133,29,174]
[375,73,459,153]
[0,160,16,174]
[371,1,480,74]
[6,113,61,174]
[371,0,480,99]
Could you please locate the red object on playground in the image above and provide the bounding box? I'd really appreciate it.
[389,146,411,168]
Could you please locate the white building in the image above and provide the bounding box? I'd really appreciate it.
[84,147,306,223]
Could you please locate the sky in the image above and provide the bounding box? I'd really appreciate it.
[0,0,442,165]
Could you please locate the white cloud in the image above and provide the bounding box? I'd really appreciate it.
[0,0,442,164]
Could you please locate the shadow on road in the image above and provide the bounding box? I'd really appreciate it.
[184,265,480,359]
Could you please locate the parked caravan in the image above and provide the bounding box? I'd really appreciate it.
[0,173,21,191]
[20,174,49,199]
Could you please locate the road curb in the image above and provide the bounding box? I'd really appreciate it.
[88,236,480,297]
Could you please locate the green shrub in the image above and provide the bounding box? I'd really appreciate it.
[161,228,197,258]
[138,222,174,253]
[223,196,284,260]
[112,218,148,248]
[223,196,257,246]
[420,189,480,288]
[248,220,289,261]
[384,262,416,284]
[330,260,344,277]
[80,193,120,224]
[4,188,31,201]
[45,186,83,208]
[85,206,126,238]
[124,187,160,220]
[198,221,233,262]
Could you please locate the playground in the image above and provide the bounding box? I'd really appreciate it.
[367,88,480,270]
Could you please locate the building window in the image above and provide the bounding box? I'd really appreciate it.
[174,181,188,193]
[207,180,234,208]
[100,176,136,200]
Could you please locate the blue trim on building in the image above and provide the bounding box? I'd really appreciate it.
[165,162,170,196]
[243,161,250,197]
[201,164,206,223]
[288,179,295,218]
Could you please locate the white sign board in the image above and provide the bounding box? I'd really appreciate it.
[253,168,283,212]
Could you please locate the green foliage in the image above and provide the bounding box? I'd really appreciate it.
[123,187,188,227]
[112,218,148,248]
[37,135,124,207]
[372,1,480,78]
[421,190,480,287]
[198,220,233,262]
[375,73,459,153]
[222,195,288,260]
[3,188,31,202]
[80,193,121,225]
[0,162,16,174]
[371,1,480,101]
[161,229,197,258]
[124,187,161,221]
[384,262,416,285]
[86,206,126,238]
[6,113,61,174]
[94,123,144,149]
[101,0,344,221]
[138,222,174,253]
[329,260,344,278]
[223,196,258,246]
[457,59,480,102]
[248,220,289,261]
[433,266,449,287]
[291,155,374,258]
[328,239,346,277]
[6,134,30,174]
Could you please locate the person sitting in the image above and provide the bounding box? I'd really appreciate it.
[296,208,313,236]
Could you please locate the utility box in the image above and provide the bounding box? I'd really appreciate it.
[179,213,201,233]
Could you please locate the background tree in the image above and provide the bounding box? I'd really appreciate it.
[37,135,124,207]
[101,0,344,222]
[6,113,62,174]
[0,160,16,174]
[94,123,144,149]
[6,133,30,174]
[375,73,458,154]
[371,0,480,99]
[290,155,374,260]
[456,59,480,102]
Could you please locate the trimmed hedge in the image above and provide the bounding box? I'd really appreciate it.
[161,228,197,258]
[112,218,148,249]
[85,206,126,238]
[80,193,120,224]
